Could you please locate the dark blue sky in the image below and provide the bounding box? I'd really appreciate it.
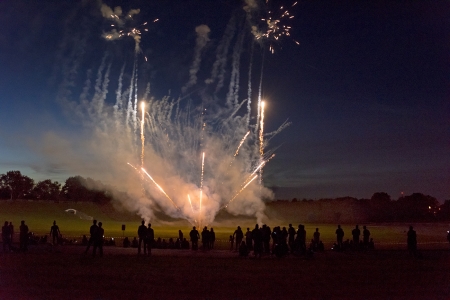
[0,0,448,201]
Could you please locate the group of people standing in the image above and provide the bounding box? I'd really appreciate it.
[188,226,216,250]
[1,220,30,252]
[84,219,105,257]
[136,220,155,255]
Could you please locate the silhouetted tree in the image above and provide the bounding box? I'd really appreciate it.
[33,179,61,201]
[396,193,439,221]
[0,171,34,200]
[61,176,89,201]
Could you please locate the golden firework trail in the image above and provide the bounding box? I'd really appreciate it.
[224,175,258,208]
[199,152,205,213]
[187,194,194,213]
[140,101,145,167]
[234,131,250,157]
[141,168,179,210]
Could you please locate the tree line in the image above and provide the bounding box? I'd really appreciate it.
[1,170,449,222]
[269,192,450,222]
[0,170,112,204]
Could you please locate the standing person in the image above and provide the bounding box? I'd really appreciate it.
[336,225,344,250]
[363,226,370,248]
[84,220,98,254]
[407,226,417,256]
[201,227,210,250]
[19,220,29,252]
[93,222,104,257]
[352,225,361,249]
[189,226,200,250]
[296,224,306,254]
[146,224,154,256]
[50,221,61,245]
[137,220,147,255]
[245,228,253,250]
[209,228,216,249]
[9,222,14,245]
[252,224,263,258]
[313,228,320,249]
[178,230,183,242]
[233,226,244,251]
[2,221,11,252]
[288,224,296,252]
[263,225,271,254]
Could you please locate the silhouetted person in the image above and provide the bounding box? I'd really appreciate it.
[233,226,244,251]
[209,228,216,249]
[313,228,320,248]
[189,226,200,250]
[288,224,296,252]
[137,220,147,255]
[93,222,104,257]
[19,220,29,251]
[295,224,306,254]
[2,221,11,252]
[9,222,14,244]
[132,237,138,248]
[82,235,88,245]
[407,226,417,256]
[239,241,249,257]
[245,227,253,250]
[146,224,154,255]
[336,225,344,250]
[363,226,370,248]
[179,230,183,242]
[182,238,190,249]
[263,225,271,254]
[352,225,360,249]
[201,227,210,250]
[50,220,61,245]
[84,219,98,254]
[123,237,131,248]
[252,224,263,258]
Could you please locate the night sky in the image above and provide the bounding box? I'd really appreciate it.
[0,0,448,201]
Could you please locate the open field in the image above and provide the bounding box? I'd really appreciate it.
[1,201,450,299]
[0,248,449,299]
[1,201,449,250]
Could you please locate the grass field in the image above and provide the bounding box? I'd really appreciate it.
[1,201,450,299]
[1,249,449,299]
[1,201,449,250]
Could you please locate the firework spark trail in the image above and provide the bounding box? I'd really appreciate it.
[224,174,258,208]
[235,131,251,157]
[246,42,254,127]
[259,101,265,157]
[199,152,205,214]
[187,194,194,213]
[114,64,126,126]
[140,102,145,167]
[141,168,180,210]
[226,25,245,108]
[126,59,136,127]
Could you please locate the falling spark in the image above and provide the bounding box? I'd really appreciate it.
[141,168,179,210]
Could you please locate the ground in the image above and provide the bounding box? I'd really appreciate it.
[0,246,449,299]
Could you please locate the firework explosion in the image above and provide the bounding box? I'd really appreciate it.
[52,1,291,226]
